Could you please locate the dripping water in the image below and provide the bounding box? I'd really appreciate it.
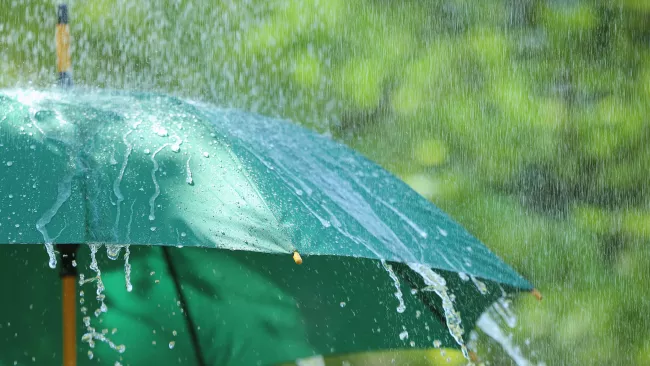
[408,263,469,360]
[36,175,73,269]
[381,259,406,313]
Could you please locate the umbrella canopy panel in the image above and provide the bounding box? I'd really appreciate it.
[0,89,531,290]
[0,245,509,366]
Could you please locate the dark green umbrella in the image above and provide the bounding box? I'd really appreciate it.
[0,88,534,365]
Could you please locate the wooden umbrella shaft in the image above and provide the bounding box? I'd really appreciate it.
[58,243,79,366]
[62,276,77,366]
[56,4,72,87]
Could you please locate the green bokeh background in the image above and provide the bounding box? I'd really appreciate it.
[1,0,649,364]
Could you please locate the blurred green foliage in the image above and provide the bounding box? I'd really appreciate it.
[2,0,649,364]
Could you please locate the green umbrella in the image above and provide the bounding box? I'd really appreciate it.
[0,88,534,366]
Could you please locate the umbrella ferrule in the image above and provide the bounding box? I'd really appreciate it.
[293,251,302,265]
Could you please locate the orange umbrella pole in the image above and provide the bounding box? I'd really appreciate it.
[59,244,80,366]
[56,4,72,87]
[62,276,77,366]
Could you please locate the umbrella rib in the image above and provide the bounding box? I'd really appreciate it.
[394,264,447,325]
[161,246,207,366]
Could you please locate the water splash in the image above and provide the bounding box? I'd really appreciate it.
[493,296,517,328]
[36,175,73,269]
[381,259,406,313]
[148,143,171,221]
[409,263,468,360]
[79,244,127,357]
[89,244,107,314]
[477,311,533,366]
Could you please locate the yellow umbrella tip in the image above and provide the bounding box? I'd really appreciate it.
[293,251,303,265]
[531,288,542,301]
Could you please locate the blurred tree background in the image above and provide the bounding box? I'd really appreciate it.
[2,0,649,364]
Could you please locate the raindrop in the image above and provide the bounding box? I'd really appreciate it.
[203,152,209,158]
[399,330,409,340]
[169,341,176,349]
[87,351,93,360]
[340,302,346,308]
[437,227,448,237]
[6,161,13,166]
[106,245,122,260]
[154,125,168,137]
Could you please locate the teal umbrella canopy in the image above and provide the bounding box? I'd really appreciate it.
[0,89,532,365]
